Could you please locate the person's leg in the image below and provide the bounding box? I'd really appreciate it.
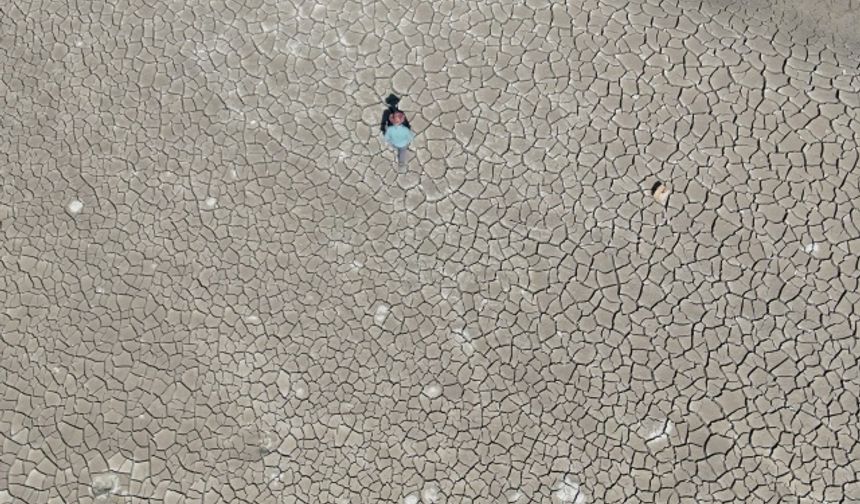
[397,147,408,167]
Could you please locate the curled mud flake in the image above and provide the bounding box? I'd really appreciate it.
[651,181,670,205]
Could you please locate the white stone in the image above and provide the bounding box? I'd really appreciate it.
[804,242,819,254]
[245,315,261,324]
[68,199,84,214]
[423,384,443,399]
[403,494,419,504]
[374,304,389,325]
[204,197,217,208]
[653,184,670,205]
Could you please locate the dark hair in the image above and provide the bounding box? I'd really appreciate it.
[385,94,400,107]
[650,181,664,195]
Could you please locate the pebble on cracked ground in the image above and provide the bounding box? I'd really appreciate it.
[651,181,670,205]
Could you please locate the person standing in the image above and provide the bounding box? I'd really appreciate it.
[380,94,411,133]
[383,111,414,170]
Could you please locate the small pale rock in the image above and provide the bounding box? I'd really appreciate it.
[651,181,670,205]
[423,384,443,399]
[68,200,84,214]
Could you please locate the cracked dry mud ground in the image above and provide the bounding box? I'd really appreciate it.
[1,0,860,502]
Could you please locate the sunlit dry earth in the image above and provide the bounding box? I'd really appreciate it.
[1,0,860,502]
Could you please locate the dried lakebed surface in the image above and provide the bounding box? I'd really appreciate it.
[2,0,860,502]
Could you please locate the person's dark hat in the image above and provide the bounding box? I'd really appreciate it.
[385,94,400,106]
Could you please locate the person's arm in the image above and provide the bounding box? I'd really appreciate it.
[380,109,391,133]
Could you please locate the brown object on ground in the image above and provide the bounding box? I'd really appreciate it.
[651,181,670,205]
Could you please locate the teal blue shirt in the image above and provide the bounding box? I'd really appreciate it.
[384,125,414,148]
